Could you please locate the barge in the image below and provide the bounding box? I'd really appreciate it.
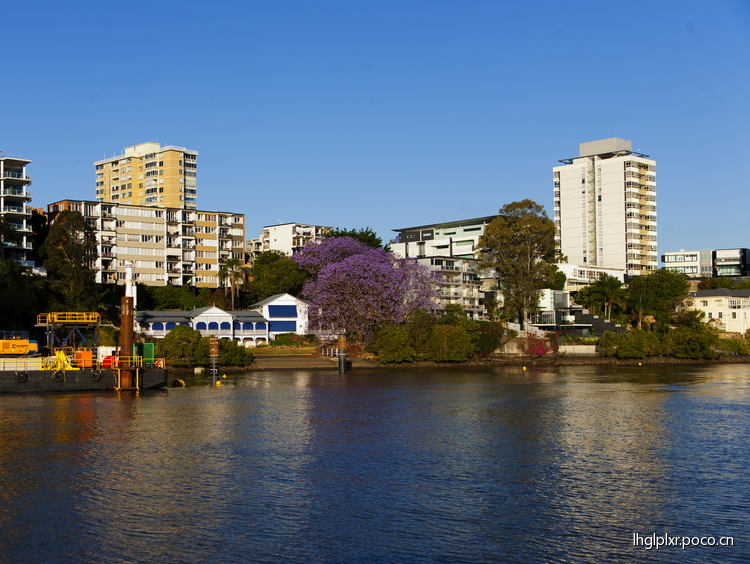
[0,351,167,393]
[0,297,167,393]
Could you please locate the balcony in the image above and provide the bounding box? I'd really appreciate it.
[0,188,31,198]
[0,171,31,181]
[2,206,30,215]
[3,241,32,249]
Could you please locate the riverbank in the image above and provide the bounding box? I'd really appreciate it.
[169,353,750,372]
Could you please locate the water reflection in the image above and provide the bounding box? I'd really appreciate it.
[0,365,747,563]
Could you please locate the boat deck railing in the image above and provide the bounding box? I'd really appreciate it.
[0,355,166,372]
[36,312,101,325]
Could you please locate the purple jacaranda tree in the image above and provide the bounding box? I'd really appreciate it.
[295,239,442,342]
[293,236,373,275]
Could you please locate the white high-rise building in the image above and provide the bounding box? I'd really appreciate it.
[553,138,657,277]
[0,153,33,266]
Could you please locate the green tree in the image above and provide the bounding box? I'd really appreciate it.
[405,309,437,352]
[217,337,255,366]
[422,324,474,361]
[573,285,602,317]
[325,227,384,249]
[246,250,307,303]
[589,273,625,321]
[0,259,44,330]
[145,285,203,310]
[218,257,247,310]
[156,325,203,365]
[662,325,718,359]
[41,210,99,311]
[473,320,512,356]
[626,270,689,330]
[370,325,416,363]
[598,329,661,358]
[478,200,561,327]
[28,209,49,265]
[544,264,567,291]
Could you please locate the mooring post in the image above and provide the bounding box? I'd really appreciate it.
[338,336,348,374]
[210,337,219,386]
[119,296,135,389]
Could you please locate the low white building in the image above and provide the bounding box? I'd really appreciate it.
[247,223,331,263]
[556,263,625,292]
[390,216,497,260]
[136,293,307,347]
[662,250,713,278]
[687,289,750,334]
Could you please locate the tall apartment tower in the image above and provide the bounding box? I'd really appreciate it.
[553,138,657,277]
[0,153,33,265]
[94,142,198,209]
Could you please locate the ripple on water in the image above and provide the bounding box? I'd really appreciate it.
[0,366,747,563]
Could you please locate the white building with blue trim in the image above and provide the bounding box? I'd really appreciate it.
[136,293,307,347]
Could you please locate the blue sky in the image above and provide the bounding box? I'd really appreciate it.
[3,0,749,254]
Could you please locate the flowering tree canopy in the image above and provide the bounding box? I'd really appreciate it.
[294,236,373,275]
[294,238,441,341]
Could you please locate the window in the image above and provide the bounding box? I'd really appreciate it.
[196,322,207,330]
[270,321,296,332]
[208,322,219,330]
[152,323,164,330]
[269,305,297,318]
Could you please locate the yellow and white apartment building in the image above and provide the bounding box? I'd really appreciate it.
[554,138,657,277]
[94,142,198,209]
[48,200,245,288]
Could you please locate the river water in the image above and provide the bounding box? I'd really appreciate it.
[0,365,748,563]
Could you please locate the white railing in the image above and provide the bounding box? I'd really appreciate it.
[0,358,47,371]
[0,171,31,180]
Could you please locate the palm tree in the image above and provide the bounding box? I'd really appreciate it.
[218,258,246,310]
[589,273,624,321]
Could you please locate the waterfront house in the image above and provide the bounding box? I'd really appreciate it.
[686,288,750,334]
[137,293,307,347]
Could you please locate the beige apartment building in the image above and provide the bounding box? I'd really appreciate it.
[48,200,244,288]
[554,138,657,277]
[94,142,198,209]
